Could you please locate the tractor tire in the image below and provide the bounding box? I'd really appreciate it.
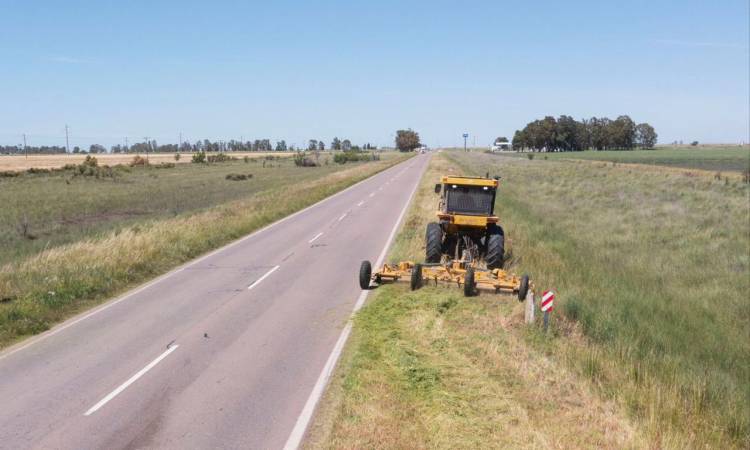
[485,225,505,269]
[359,260,372,290]
[518,274,529,302]
[410,263,423,291]
[464,267,475,297]
[425,222,443,263]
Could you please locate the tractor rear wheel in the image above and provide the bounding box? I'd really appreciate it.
[359,260,372,290]
[425,222,443,263]
[410,263,423,291]
[464,268,475,297]
[485,225,505,269]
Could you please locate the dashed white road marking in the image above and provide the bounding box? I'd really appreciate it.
[337,213,347,222]
[84,344,179,416]
[356,201,364,207]
[248,265,280,290]
[308,232,323,244]
[369,193,375,198]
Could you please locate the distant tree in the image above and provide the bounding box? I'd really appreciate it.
[89,144,106,154]
[331,137,342,150]
[512,129,527,150]
[72,146,81,153]
[635,123,658,149]
[308,139,318,151]
[690,140,699,146]
[318,141,325,151]
[276,140,287,151]
[395,129,421,152]
[494,136,509,143]
[342,139,352,151]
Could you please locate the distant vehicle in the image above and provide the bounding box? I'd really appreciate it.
[491,140,511,151]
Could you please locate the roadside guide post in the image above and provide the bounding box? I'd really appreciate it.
[524,289,535,324]
[540,290,554,332]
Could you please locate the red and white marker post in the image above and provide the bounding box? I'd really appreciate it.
[541,290,554,331]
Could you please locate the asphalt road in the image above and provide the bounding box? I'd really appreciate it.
[0,154,430,449]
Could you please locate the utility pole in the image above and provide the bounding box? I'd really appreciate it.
[125,137,128,152]
[179,132,182,151]
[23,133,27,159]
[143,137,150,162]
[65,125,70,153]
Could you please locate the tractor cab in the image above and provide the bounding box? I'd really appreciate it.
[435,176,500,230]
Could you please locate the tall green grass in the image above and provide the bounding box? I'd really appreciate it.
[449,152,750,447]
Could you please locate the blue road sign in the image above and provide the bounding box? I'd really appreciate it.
[462,133,468,138]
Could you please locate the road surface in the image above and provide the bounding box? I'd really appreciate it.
[0,154,430,449]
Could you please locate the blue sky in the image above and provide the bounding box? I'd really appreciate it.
[0,0,748,149]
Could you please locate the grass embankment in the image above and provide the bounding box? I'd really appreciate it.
[306,154,643,449]
[449,152,749,448]
[0,153,410,349]
[510,145,750,173]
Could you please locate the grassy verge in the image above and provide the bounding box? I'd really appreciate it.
[502,145,750,173]
[0,153,410,349]
[447,152,749,448]
[306,154,644,449]
[1,153,352,265]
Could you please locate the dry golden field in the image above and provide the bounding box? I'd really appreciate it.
[0,152,295,171]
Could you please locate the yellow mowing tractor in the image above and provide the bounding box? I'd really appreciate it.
[359,174,530,299]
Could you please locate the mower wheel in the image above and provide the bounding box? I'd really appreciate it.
[464,267,476,297]
[425,222,442,263]
[359,260,372,290]
[485,224,505,269]
[518,274,529,302]
[410,263,423,291]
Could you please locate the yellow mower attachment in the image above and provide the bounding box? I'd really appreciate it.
[359,259,530,300]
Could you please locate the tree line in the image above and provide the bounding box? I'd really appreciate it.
[512,115,657,152]
[0,137,377,155]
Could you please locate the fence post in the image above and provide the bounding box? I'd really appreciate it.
[524,290,535,324]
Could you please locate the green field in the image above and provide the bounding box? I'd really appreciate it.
[505,145,750,172]
[1,155,358,266]
[0,153,409,348]
[311,151,750,449]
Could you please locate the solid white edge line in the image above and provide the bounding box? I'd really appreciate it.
[248,265,281,290]
[0,156,414,362]
[282,156,427,450]
[308,232,324,244]
[83,344,179,416]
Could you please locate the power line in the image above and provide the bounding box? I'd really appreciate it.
[65,125,70,153]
